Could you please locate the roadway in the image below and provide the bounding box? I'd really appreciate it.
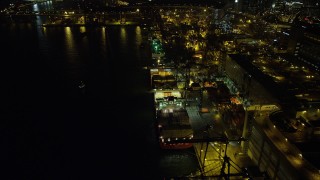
[254,113,320,179]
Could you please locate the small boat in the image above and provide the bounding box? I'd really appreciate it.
[78,81,86,94]
[78,81,86,89]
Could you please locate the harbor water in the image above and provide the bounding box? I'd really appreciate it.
[1,20,199,179]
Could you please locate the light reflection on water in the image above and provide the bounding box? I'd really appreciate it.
[120,26,127,46]
[64,27,78,63]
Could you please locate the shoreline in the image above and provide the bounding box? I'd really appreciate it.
[41,22,140,27]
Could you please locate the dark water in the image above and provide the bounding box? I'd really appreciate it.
[1,23,199,179]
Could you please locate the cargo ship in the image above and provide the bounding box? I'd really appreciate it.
[151,68,193,149]
[155,93,193,149]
